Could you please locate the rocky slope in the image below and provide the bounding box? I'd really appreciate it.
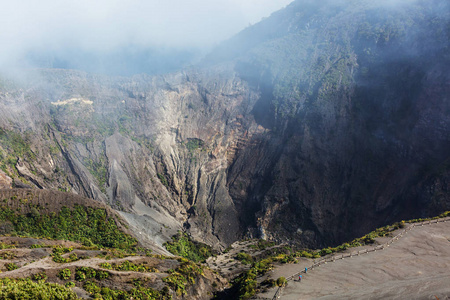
[0,0,449,250]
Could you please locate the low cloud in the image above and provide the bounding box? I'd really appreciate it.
[0,0,292,73]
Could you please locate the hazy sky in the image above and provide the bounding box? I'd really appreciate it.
[0,0,293,70]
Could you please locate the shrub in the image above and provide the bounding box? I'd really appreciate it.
[5,263,18,271]
[276,276,287,287]
[58,269,72,280]
[164,232,213,262]
[76,267,109,281]
[186,139,203,151]
[32,272,47,282]
[253,258,273,275]
[299,250,313,258]
[0,251,15,260]
[96,271,110,280]
[93,285,168,300]
[319,248,334,256]
[100,262,112,269]
[30,244,49,249]
[69,253,78,261]
[75,270,86,281]
[249,239,275,250]
[234,269,257,300]
[111,260,149,272]
[82,267,96,279]
[163,272,188,296]
[52,247,73,263]
[83,281,101,294]
[163,261,204,296]
[0,242,15,249]
[0,278,78,299]
[236,252,253,265]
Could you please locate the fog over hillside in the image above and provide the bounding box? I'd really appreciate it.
[0,0,292,76]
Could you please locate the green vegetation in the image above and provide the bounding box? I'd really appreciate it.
[82,280,171,300]
[157,173,168,187]
[0,203,137,250]
[0,129,36,175]
[0,251,15,260]
[163,260,204,296]
[230,246,321,298]
[5,262,19,271]
[52,246,79,263]
[276,276,287,287]
[0,278,78,299]
[185,139,203,152]
[236,252,253,265]
[272,252,298,264]
[233,256,274,300]
[233,268,257,300]
[32,272,48,282]
[99,262,112,269]
[248,239,275,250]
[406,211,450,224]
[101,260,158,273]
[30,243,51,249]
[302,219,409,258]
[164,232,213,263]
[58,269,72,280]
[74,267,109,282]
[96,247,142,260]
[0,242,15,249]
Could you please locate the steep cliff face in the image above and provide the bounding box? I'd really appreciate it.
[0,67,262,248]
[0,0,449,249]
[212,0,450,246]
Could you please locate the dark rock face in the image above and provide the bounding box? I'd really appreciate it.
[0,0,449,249]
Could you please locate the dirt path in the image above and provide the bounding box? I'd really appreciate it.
[0,240,226,299]
[0,249,176,289]
[258,219,450,300]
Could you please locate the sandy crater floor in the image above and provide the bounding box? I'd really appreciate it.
[258,221,450,300]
